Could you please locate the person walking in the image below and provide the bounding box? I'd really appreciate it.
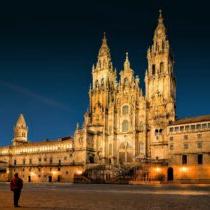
[10,173,23,208]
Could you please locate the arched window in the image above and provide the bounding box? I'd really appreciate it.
[119,143,126,150]
[103,59,107,67]
[98,61,101,68]
[162,41,165,50]
[122,105,129,115]
[22,132,25,137]
[152,64,155,75]
[124,78,129,85]
[122,120,129,132]
[111,82,114,88]
[160,62,164,73]
[101,78,104,86]
[95,80,99,88]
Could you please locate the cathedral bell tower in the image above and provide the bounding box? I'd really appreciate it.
[13,114,28,146]
[145,10,176,160]
[89,33,116,126]
[82,33,117,164]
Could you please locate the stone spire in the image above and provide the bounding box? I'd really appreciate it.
[123,52,134,75]
[120,52,135,86]
[153,9,167,47]
[16,114,27,128]
[96,32,113,70]
[123,52,131,70]
[13,114,28,145]
[98,32,109,56]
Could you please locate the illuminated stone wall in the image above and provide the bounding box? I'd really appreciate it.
[167,119,210,181]
[0,137,85,182]
[73,11,176,166]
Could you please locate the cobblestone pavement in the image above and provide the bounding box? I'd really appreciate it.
[0,183,210,210]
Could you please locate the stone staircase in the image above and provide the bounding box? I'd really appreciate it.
[74,164,139,184]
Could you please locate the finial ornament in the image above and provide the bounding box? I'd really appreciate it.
[103,32,107,42]
[100,32,108,49]
[126,52,129,60]
[158,9,163,24]
[124,51,130,70]
[96,32,113,70]
[159,9,162,16]
[125,51,129,63]
[100,32,108,48]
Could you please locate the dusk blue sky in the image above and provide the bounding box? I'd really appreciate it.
[0,1,210,146]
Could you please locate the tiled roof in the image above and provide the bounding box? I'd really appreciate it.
[170,114,210,126]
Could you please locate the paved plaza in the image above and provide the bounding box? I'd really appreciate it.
[0,183,210,210]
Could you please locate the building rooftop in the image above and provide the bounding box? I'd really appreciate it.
[25,136,73,146]
[0,136,73,150]
[170,114,210,126]
[44,136,72,142]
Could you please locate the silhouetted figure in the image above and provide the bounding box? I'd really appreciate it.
[10,173,23,208]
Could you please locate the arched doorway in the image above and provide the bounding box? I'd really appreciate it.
[57,175,61,182]
[167,167,174,181]
[119,152,125,164]
[48,176,52,182]
[118,142,133,164]
[89,155,95,163]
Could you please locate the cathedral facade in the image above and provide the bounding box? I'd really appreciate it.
[74,10,176,165]
[0,11,210,183]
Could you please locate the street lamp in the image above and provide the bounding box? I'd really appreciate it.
[180,167,188,173]
[155,167,162,173]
